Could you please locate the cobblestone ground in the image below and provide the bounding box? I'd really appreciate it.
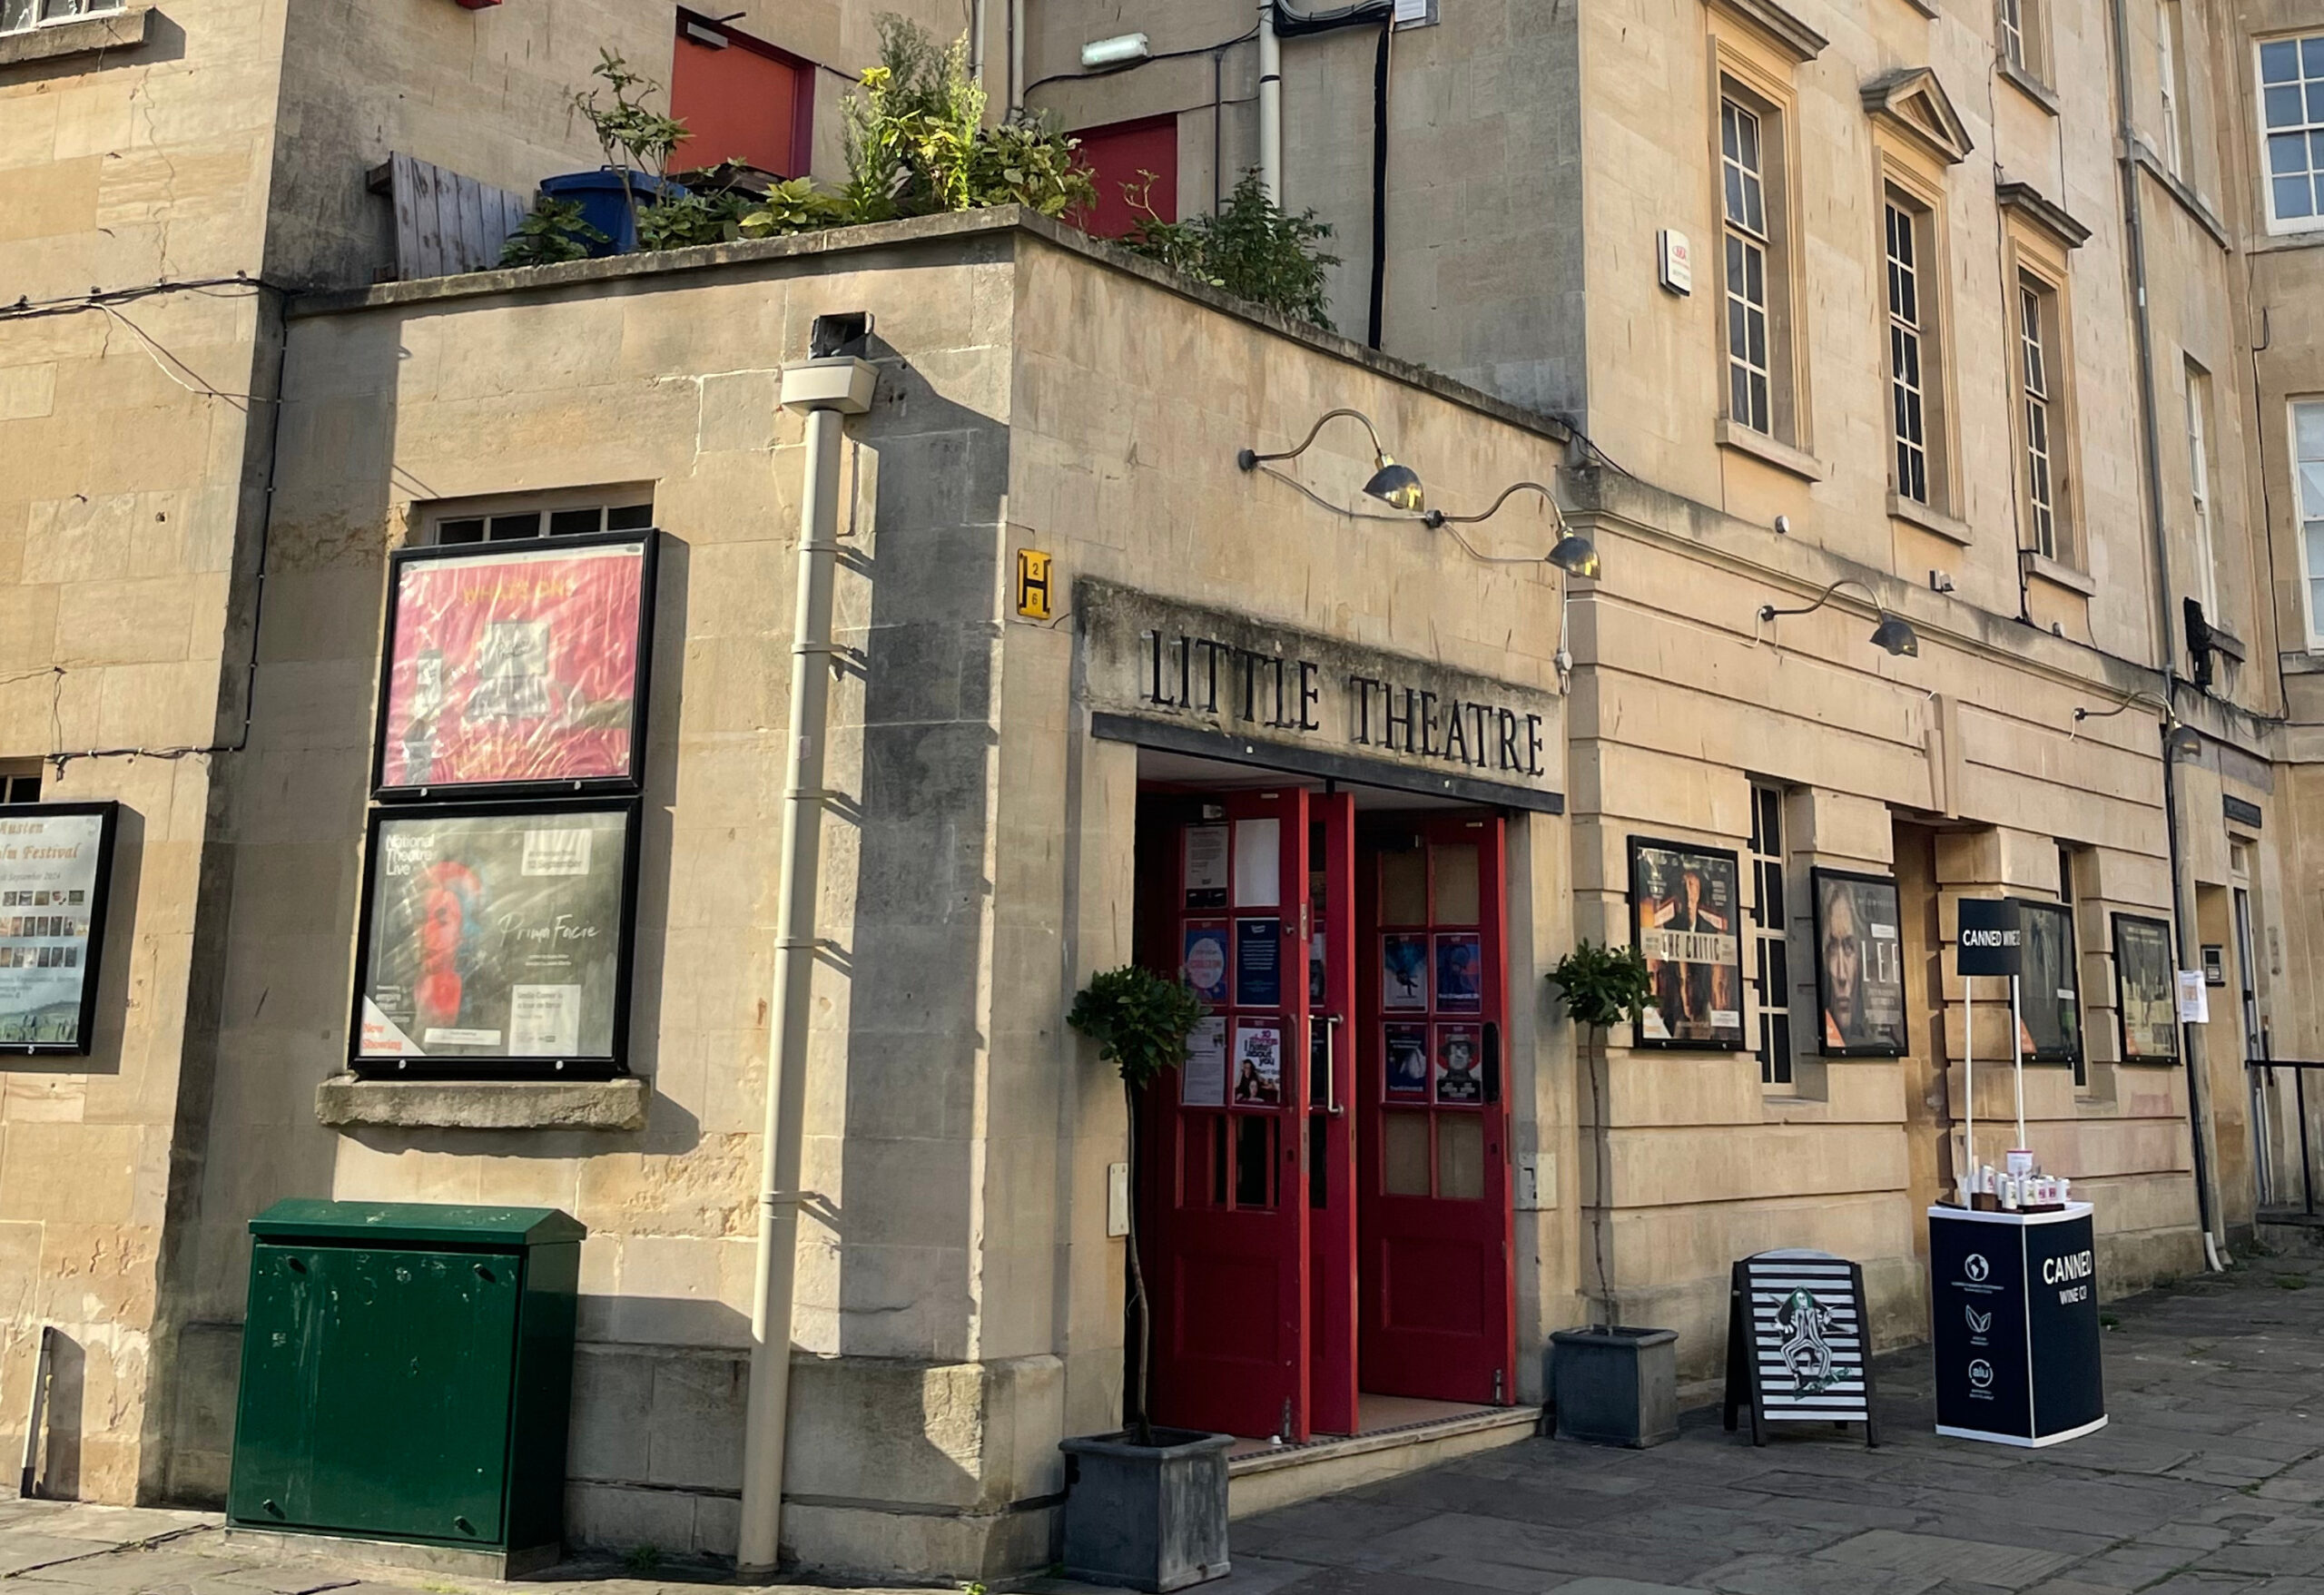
[2,1242,2319,1595]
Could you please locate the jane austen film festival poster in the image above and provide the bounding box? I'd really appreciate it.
[0,806,115,1052]
[1630,838,1745,1049]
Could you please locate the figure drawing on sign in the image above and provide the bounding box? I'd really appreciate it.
[468,619,555,721]
[1234,1024,1283,1106]
[1384,1023,1429,1097]
[1382,933,1428,1009]
[414,859,485,1034]
[1773,1288,1838,1395]
[1435,932,1482,1013]
[1821,886,1866,1049]
[1435,1025,1483,1103]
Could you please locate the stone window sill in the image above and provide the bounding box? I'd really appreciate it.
[1715,418,1827,482]
[1888,492,1971,545]
[0,5,151,67]
[1998,57,2060,116]
[316,1073,649,1131]
[2280,649,2324,674]
[2024,551,2096,596]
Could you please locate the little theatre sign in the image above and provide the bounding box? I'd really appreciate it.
[1077,580,1564,812]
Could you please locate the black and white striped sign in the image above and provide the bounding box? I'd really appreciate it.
[1722,1249,1878,1446]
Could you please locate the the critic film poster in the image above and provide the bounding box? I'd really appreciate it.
[1813,870,1908,1057]
[1631,839,1744,1048]
[2113,913,2178,1061]
[379,537,652,791]
[358,808,630,1064]
[0,806,114,1052]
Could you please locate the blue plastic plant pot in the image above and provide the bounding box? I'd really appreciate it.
[537,170,686,256]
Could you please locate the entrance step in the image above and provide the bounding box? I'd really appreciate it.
[1226,1401,1542,1519]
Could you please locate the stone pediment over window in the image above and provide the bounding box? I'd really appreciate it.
[1861,67,1974,165]
[1997,180,2093,248]
[1706,0,1828,63]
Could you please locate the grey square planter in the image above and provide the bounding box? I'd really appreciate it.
[1058,1428,1233,1591]
[1551,1326,1679,1447]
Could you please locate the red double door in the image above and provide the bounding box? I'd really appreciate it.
[1137,789,1514,1442]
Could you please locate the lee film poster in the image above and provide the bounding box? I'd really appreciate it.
[1812,870,1908,1057]
[355,803,635,1070]
[2112,913,2178,1062]
[377,532,655,793]
[1630,838,1745,1049]
[0,804,117,1054]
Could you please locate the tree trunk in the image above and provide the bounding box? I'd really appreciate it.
[1122,1076,1155,1445]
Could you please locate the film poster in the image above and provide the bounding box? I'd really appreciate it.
[1814,871,1907,1056]
[359,808,629,1062]
[2113,914,2177,1060]
[380,539,649,789]
[1632,840,1745,1048]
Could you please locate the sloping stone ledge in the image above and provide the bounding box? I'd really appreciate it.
[316,1073,649,1131]
[0,5,153,67]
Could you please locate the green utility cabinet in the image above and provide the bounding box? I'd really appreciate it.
[228,1200,584,1566]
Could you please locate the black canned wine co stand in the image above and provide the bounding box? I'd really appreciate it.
[1928,1203,2106,1447]
[1722,1249,1877,1447]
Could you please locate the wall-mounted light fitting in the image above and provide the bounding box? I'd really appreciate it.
[1238,408,1424,512]
[1081,32,1151,67]
[2070,689,2201,761]
[1421,481,1601,577]
[1758,579,1918,656]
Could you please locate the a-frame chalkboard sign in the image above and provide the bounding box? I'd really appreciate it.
[1722,1248,1878,1447]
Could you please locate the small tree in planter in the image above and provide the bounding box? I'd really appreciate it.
[1067,965,1203,1443]
[1546,940,1679,1447]
[1064,966,1231,1591]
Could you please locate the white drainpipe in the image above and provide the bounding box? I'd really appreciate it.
[736,352,876,1575]
[1258,0,1282,202]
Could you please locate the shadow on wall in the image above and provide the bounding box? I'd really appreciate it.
[19,1329,84,1501]
[834,336,1009,1363]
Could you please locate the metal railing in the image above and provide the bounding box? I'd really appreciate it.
[2246,1057,2322,1218]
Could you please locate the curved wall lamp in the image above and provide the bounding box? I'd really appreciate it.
[1237,407,1425,512]
[1757,578,1919,656]
[2073,690,2202,760]
[1421,480,1601,577]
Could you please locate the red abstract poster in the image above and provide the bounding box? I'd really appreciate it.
[379,537,652,791]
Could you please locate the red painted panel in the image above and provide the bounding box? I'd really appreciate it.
[1139,788,1313,1442]
[1073,114,1178,239]
[1357,814,1517,1407]
[670,13,812,178]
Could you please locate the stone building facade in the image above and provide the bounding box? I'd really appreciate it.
[0,0,2320,1586]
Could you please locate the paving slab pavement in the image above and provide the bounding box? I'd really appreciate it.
[4,1244,2320,1595]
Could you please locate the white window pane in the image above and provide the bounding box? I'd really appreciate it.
[2301,460,2324,515]
[2267,84,2306,126]
[2305,522,2324,576]
[2297,402,2324,458]
[2262,39,2300,83]
[0,0,30,28]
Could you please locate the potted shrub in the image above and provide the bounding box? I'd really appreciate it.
[1547,940,1680,1447]
[1060,966,1231,1592]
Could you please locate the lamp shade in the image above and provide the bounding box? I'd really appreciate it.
[1363,458,1425,512]
[1548,533,1601,579]
[1869,614,1919,656]
[2166,724,2202,761]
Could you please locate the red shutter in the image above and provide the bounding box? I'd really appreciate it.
[1072,115,1179,239]
[670,11,813,178]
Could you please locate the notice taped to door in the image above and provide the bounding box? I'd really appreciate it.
[1722,1249,1877,1446]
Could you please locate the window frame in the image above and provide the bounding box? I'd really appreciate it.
[1998,0,2051,84]
[2290,398,2324,650]
[2185,359,2219,622]
[2159,0,2185,175]
[0,0,125,36]
[419,487,656,548]
[2257,33,2324,235]
[1747,783,1794,1089]
[2004,251,2080,571]
[1709,51,1806,451]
